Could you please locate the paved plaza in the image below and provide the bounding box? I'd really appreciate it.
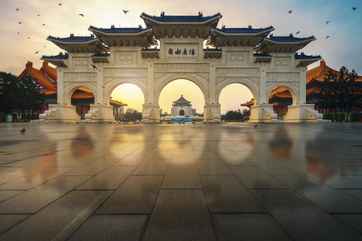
[0,123,362,241]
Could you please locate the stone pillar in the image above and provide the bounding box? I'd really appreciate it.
[204,64,221,123]
[95,64,104,104]
[143,63,161,123]
[57,68,64,105]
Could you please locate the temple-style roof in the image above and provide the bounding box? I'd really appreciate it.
[41,53,69,67]
[256,34,316,53]
[47,34,106,53]
[210,26,274,47]
[173,95,191,107]
[141,12,222,38]
[295,53,321,67]
[89,26,155,47]
[141,12,222,25]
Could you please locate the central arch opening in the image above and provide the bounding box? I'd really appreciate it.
[110,83,145,122]
[158,79,205,123]
[219,83,254,122]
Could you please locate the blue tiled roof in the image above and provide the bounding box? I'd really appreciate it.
[295,53,321,60]
[141,12,222,23]
[47,35,96,43]
[267,35,315,43]
[89,26,150,34]
[216,26,274,34]
[42,53,69,60]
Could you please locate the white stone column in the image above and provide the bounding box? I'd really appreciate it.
[204,64,221,123]
[57,68,64,105]
[95,64,104,105]
[143,63,160,123]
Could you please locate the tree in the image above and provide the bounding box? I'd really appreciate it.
[319,66,360,121]
[222,109,250,122]
[0,72,44,121]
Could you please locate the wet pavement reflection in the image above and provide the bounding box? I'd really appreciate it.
[0,123,362,240]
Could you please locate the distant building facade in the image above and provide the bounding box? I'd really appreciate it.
[171,95,196,117]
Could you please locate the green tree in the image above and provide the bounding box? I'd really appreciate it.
[319,66,360,121]
[0,72,44,121]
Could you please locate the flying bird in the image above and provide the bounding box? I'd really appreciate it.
[42,23,46,26]
[122,9,129,14]
[18,21,22,25]
[326,20,331,24]
[79,13,85,17]
[91,64,97,69]
[326,35,331,39]
[352,7,357,11]
[35,51,39,54]
[20,128,26,134]
[16,8,20,11]
[295,31,300,35]
[58,3,62,6]
[37,14,41,17]
[288,10,293,14]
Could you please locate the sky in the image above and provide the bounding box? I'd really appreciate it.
[1,0,361,113]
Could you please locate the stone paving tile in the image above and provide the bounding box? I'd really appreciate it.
[133,161,167,176]
[67,215,147,241]
[255,190,362,241]
[76,166,134,190]
[346,190,362,200]
[302,186,362,214]
[199,160,232,175]
[97,176,163,214]
[335,215,362,234]
[201,175,264,213]
[143,189,216,241]
[232,165,288,189]
[162,166,201,189]
[213,214,291,241]
[0,175,90,214]
[327,176,362,189]
[0,215,28,234]
[0,191,21,203]
[0,191,110,241]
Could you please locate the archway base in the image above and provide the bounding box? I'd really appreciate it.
[204,104,221,123]
[39,104,80,122]
[143,104,161,123]
[85,104,115,122]
[284,104,323,123]
[249,104,277,123]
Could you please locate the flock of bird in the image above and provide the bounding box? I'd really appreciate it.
[13,3,360,56]
[15,3,130,55]
[288,6,358,39]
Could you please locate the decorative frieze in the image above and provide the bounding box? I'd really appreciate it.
[154,63,209,73]
[63,72,96,82]
[216,67,259,77]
